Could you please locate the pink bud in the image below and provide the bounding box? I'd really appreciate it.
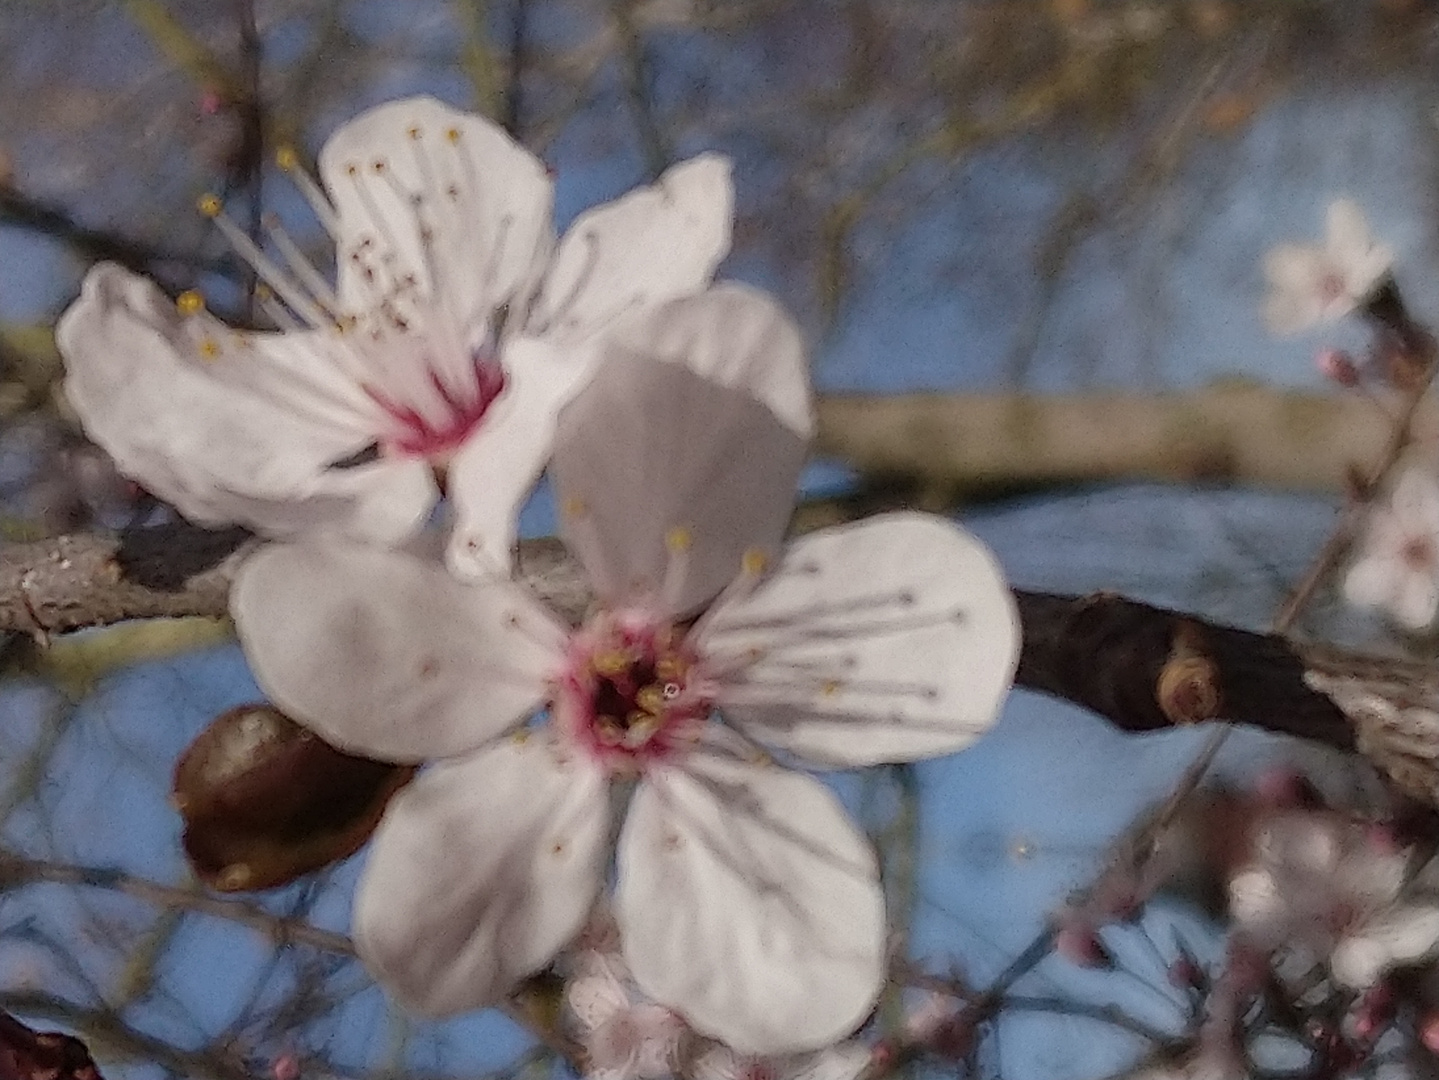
[1420,1010,1439,1055]
[1316,347,1361,387]
[1055,923,1110,968]
[272,1053,300,1080]
[1168,956,1203,990]
[1253,767,1320,808]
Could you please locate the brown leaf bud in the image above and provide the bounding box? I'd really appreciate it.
[173,704,414,892]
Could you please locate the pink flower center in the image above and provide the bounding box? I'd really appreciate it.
[1319,270,1348,305]
[1401,534,1435,572]
[553,611,712,774]
[362,346,507,460]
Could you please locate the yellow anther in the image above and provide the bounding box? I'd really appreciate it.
[742,548,768,576]
[561,495,588,519]
[446,127,461,143]
[197,193,223,217]
[666,526,693,553]
[275,146,299,171]
[198,337,221,360]
[407,124,422,139]
[656,656,687,681]
[635,685,665,715]
[346,162,359,176]
[821,679,842,697]
[592,650,631,677]
[175,290,205,316]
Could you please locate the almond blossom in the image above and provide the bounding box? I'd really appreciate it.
[1263,198,1392,335]
[229,286,1020,1054]
[1226,809,1439,989]
[566,953,685,1080]
[57,96,732,577]
[1343,468,1439,630]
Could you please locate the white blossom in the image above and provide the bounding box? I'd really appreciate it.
[1344,468,1439,630]
[567,954,685,1080]
[57,96,732,577]
[1262,198,1392,335]
[230,286,1021,1054]
[1227,809,1439,989]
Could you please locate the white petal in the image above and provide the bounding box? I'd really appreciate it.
[1392,572,1439,630]
[58,263,436,542]
[1263,245,1323,292]
[616,743,883,1054]
[445,338,584,579]
[602,284,814,438]
[566,965,630,1032]
[354,738,609,1014]
[319,97,554,331]
[1344,555,1397,612]
[1332,905,1439,988]
[1391,468,1439,530]
[551,346,808,616]
[792,1045,873,1080]
[231,541,563,761]
[702,513,1019,767]
[528,155,733,349]
[1326,199,1375,266]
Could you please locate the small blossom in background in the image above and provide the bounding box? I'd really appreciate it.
[1226,808,1439,989]
[1343,467,1439,630]
[57,95,733,577]
[1263,198,1392,335]
[566,953,684,1080]
[230,286,1021,1053]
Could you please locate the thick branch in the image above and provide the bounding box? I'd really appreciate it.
[0,528,1355,753]
[816,386,1439,494]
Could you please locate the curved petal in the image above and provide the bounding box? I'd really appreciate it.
[602,284,813,438]
[1326,199,1374,265]
[319,96,554,335]
[617,740,883,1054]
[551,346,808,616]
[445,338,585,579]
[527,155,733,350]
[232,541,563,761]
[1392,468,1439,531]
[1342,556,1394,612]
[701,513,1019,767]
[58,264,436,542]
[354,737,609,1014]
[1392,571,1439,630]
[1332,905,1439,989]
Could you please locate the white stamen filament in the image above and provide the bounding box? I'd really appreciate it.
[264,215,341,314]
[204,203,333,329]
[277,149,343,238]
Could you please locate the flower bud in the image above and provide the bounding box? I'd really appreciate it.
[172,704,414,891]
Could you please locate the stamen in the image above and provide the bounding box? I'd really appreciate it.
[689,546,772,642]
[198,194,331,328]
[175,290,206,317]
[559,494,620,601]
[264,214,340,313]
[276,146,343,238]
[660,526,693,613]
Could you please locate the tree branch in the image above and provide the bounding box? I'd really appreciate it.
[0,526,1362,755]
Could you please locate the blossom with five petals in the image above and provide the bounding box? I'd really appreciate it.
[1262,198,1392,336]
[230,285,1020,1054]
[57,96,732,577]
[1343,467,1439,630]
